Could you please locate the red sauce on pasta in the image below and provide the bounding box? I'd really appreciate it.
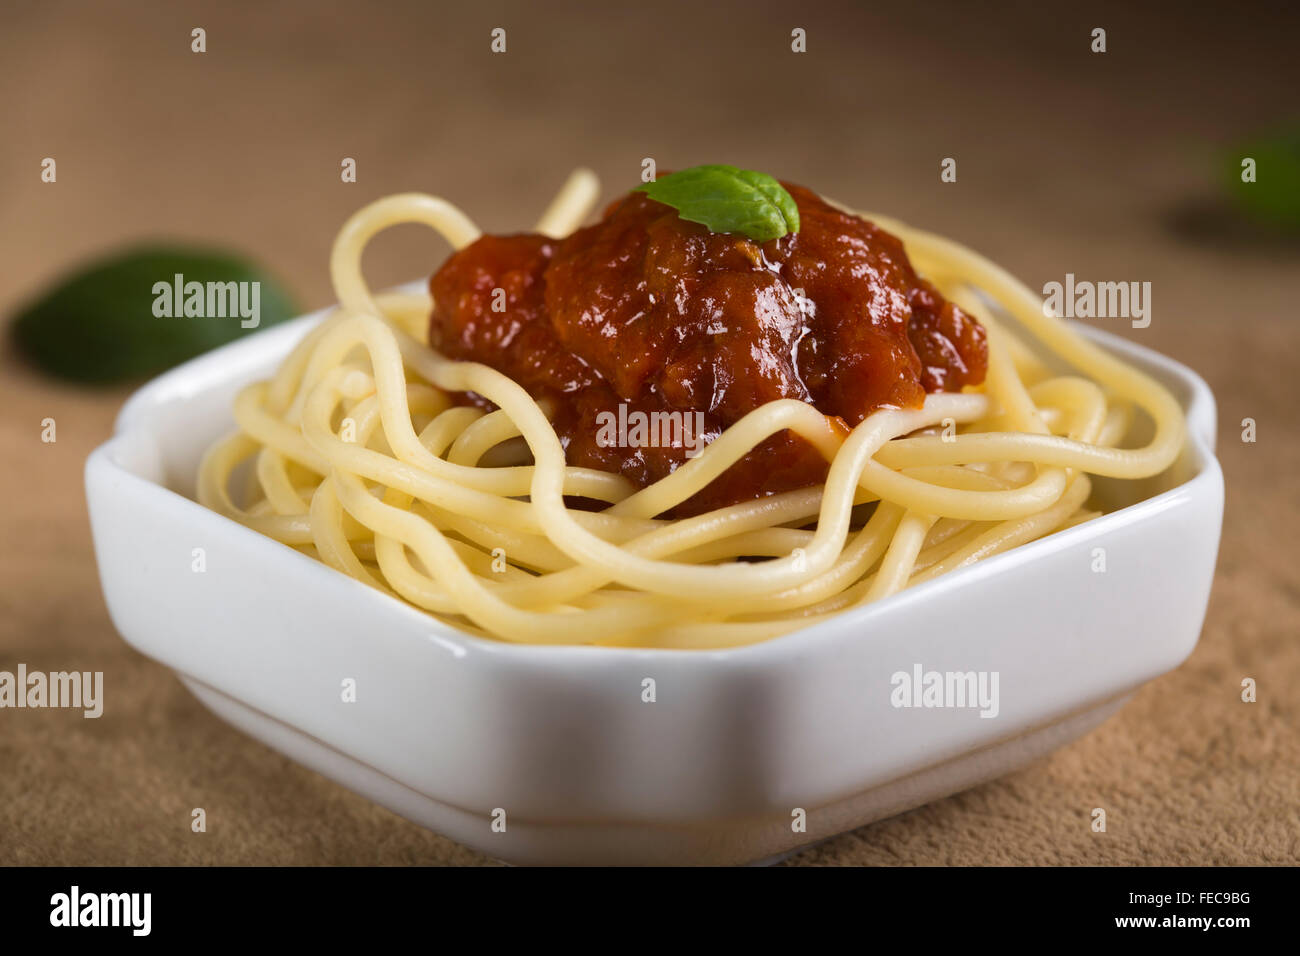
[429,182,987,513]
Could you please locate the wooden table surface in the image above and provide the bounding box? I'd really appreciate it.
[2,0,1297,865]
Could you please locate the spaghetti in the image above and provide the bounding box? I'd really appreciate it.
[197,169,1185,649]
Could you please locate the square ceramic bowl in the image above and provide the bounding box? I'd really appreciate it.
[85,300,1223,866]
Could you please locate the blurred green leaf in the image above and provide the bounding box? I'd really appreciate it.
[11,246,299,384]
[1224,127,1300,229]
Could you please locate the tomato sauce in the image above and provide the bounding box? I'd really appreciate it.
[429,182,987,514]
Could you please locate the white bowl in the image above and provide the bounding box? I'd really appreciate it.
[85,301,1223,866]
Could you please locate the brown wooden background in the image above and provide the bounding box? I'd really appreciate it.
[1,0,1297,865]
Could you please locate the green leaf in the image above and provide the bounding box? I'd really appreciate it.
[11,246,300,384]
[1223,127,1300,229]
[635,165,800,242]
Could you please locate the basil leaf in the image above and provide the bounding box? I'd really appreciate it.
[11,246,299,384]
[635,165,800,241]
